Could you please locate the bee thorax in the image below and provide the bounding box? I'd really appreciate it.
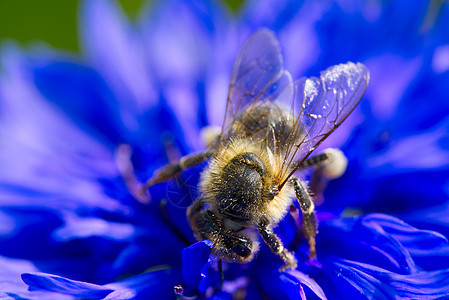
[215,152,266,222]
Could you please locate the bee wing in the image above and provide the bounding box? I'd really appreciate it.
[281,62,370,183]
[221,29,293,140]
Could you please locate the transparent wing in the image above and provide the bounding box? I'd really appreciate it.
[281,62,370,184]
[221,29,292,142]
[219,29,369,187]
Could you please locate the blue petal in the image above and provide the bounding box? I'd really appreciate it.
[0,256,71,299]
[101,224,188,283]
[241,0,303,31]
[22,272,114,299]
[317,214,417,274]
[104,268,179,300]
[317,213,449,274]
[364,54,422,122]
[0,206,62,259]
[364,214,449,271]
[254,266,326,300]
[181,240,212,291]
[22,268,179,299]
[387,268,449,299]
[394,69,449,133]
[319,259,398,299]
[402,203,449,239]
[314,0,436,67]
[0,47,134,213]
[282,269,326,300]
[312,213,449,299]
[320,259,449,299]
[325,119,449,212]
[32,59,128,146]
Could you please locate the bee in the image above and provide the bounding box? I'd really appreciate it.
[142,29,369,271]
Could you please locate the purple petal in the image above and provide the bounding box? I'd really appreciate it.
[364,54,422,121]
[255,266,327,300]
[104,268,178,299]
[0,47,126,213]
[318,213,449,286]
[0,256,71,299]
[22,268,178,299]
[52,213,135,241]
[361,214,449,271]
[318,214,417,273]
[283,269,327,300]
[141,0,232,150]
[241,0,303,31]
[320,259,397,299]
[367,123,449,170]
[401,203,449,239]
[321,259,449,299]
[80,0,156,110]
[432,44,449,73]
[388,269,449,298]
[22,272,114,298]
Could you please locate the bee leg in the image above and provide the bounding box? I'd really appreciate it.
[295,148,348,205]
[186,197,206,228]
[294,148,347,176]
[290,177,317,259]
[258,219,297,271]
[218,259,224,288]
[294,152,330,170]
[186,202,226,286]
[141,151,214,194]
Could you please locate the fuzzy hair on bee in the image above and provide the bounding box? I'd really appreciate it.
[141,29,370,272]
[201,134,295,224]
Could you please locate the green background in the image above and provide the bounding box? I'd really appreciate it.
[0,0,242,53]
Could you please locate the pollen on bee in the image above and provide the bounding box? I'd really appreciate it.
[321,148,348,179]
[309,113,322,119]
[200,125,222,147]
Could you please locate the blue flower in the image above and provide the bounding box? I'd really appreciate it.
[1,0,449,299]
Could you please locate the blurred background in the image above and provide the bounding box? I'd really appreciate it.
[0,0,241,52]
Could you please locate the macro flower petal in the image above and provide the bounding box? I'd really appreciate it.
[22,272,114,299]
[251,262,326,300]
[0,47,124,212]
[281,269,326,300]
[80,0,157,111]
[140,0,234,150]
[1,0,449,299]
[181,239,213,292]
[0,256,71,299]
[104,268,179,300]
[320,259,449,299]
[32,59,128,146]
[22,268,179,300]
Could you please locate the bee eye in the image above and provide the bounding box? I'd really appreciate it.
[232,242,251,258]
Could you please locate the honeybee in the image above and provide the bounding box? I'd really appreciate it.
[142,29,369,271]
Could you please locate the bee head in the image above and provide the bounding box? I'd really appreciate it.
[192,209,259,263]
[223,233,254,262]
